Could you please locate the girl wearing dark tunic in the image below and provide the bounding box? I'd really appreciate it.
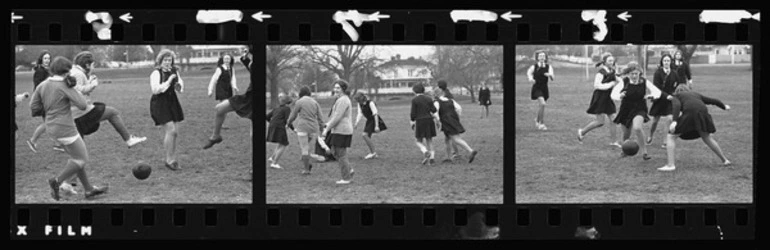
[353,92,387,160]
[437,80,460,161]
[433,88,479,164]
[150,49,185,170]
[648,54,682,148]
[611,62,662,160]
[203,48,255,150]
[411,83,441,165]
[322,80,355,184]
[577,53,621,148]
[207,54,239,101]
[28,51,60,152]
[526,50,555,130]
[657,84,731,171]
[266,95,293,169]
[478,81,492,119]
[673,50,693,87]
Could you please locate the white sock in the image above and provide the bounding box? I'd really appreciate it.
[430,151,435,159]
[416,142,427,153]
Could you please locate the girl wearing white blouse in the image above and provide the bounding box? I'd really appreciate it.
[149,49,185,171]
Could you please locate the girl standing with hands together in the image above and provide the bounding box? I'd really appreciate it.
[150,49,185,171]
[323,80,355,184]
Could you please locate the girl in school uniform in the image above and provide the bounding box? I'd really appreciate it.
[611,62,663,160]
[437,80,461,162]
[322,80,355,184]
[203,48,255,149]
[577,53,622,148]
[478,81,492,119]
[410,83,441,165]
[657,84,732,171]
[28,51,61,152]
[286,86,326,175]
[266,95,293,169]
[526,50,555,130]
[353,92,387,160]
[433,87,479,164]
[150,49,185,171]
[673,50,693,87]
[647,54,682,148]
[208,53,239,101]
[30,57,108,201]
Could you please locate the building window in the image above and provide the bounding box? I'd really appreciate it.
[408,69,415,77]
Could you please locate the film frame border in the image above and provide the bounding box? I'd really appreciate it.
[6,8,758,241]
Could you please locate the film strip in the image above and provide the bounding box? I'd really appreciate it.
[6,7,758,241]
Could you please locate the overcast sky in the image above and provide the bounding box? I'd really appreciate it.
[309,45,435,61]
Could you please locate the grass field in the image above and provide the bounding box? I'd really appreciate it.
[14,65,252,204]
[515,62,753,203]
[265,95,504,204]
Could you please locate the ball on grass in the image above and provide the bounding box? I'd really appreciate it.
[133,163,152,180]
[622,140,640,156]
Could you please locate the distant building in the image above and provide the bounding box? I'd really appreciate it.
[373,54,434,94]
[189,45,246,64]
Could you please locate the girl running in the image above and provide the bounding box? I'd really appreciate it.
[577,53,622,148]
[30,56,108,201]
[648,54,682,148]
[266,95,293,169]
[207,53,239,102]
[353,92,387,160]
[611,62,662,160]
[433,87,479,163]
[526,50,555,130]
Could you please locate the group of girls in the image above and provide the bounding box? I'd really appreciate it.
[527,49,731,171]
[21,47,253,201]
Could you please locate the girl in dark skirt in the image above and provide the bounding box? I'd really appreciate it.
[437,80,461,162]
[322,80,355,184]
[353,92,386,160]
[150,49,185,170]
[648,54,682,148]
[410,83,441,165]
[208,53,239,101]
[28,51,60,152]
[526,50,555,130]
[673,50,693,87]
[266,95,293,169]
[433,88,479,164]
[478,81,492,119]
[611,62,662,160]
[578,53,621,147]
[657,84,731,171]
[203,48,255,150]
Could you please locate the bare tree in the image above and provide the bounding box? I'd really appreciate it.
[675,45,699,63]
[266,45,303,108]
[431,46,503,102]
[304,45,379,95]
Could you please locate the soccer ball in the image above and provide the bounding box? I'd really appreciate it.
[622,140,640,156]
[132,163,152,180]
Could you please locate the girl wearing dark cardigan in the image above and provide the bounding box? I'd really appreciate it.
[657,84,731,171]
[478,81,492,119]
[577,53,622,148]
[410,83,441,165]
[673,50,693,87]
[266,95,293,169]
[648,54,682,148]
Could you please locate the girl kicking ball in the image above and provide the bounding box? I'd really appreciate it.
[611,62,662,160]
[657,84,732,171]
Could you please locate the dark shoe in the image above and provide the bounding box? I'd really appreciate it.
[85,185,108,199]
[468,150,479,163]
[429,158,435,164]
[442,159,453,164]
[642,154,651,161]
[48,178,60,201]
[165,161,181,171]
[202,137,223,149]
